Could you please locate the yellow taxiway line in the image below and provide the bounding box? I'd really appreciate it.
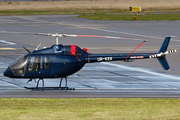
[0,48,16,50]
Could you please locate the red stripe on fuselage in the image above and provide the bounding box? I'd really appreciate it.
[71,45,76,56]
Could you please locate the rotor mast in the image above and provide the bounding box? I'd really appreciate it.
[56,36,58,45]
[50,33,67,45]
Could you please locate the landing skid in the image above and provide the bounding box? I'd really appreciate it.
[25,77,70,91]
[24,86,75,90]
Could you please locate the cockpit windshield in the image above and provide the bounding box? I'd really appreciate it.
[9,54,29,76]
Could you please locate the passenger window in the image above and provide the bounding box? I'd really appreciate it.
[64,46,82,56]
[76,47,82,57]
[28,57,42,72]
[44,57,50,69]
[65,47,71,55]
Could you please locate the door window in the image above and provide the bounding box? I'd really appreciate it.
[44,57,50,69]
[28,57,42,72]
[76,46,82,57]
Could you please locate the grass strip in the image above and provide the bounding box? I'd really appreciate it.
[78,13,180,21]
[1,9,180,21]
[0,98,180,120]
[0,9,121,16]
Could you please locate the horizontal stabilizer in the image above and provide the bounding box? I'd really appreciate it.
[157,58,170,70]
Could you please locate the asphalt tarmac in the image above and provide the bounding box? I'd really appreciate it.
[0,15,180,98]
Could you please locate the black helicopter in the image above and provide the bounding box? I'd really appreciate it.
[3,33,177,90]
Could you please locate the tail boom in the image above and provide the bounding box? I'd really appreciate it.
[86,37,177,70]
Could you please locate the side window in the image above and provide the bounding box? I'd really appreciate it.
[65,46,71,55]
[64,46,82,56]
[44,57,50,69]
[76,47,82,57]
[28,57,42,72]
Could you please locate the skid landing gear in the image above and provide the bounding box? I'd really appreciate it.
[36,78,44,90]
[24,78,44,90]
[59,77,68,91]
[26,79,36,83]
[24,77,75,90]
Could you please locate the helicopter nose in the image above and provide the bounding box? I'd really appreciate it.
[4,67,12,77]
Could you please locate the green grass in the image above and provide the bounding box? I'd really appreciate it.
[0,98,180,120]
[78,13,180,21]
[0,9,121,16]
[1,9,180,21]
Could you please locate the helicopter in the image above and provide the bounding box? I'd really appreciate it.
[3,32,177,90]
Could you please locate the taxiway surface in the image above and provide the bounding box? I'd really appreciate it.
[0,15,180,98]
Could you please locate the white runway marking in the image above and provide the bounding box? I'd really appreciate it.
[92,28,180,42]
[102,62,180,80]
[93,28,161,39]
[0,40,16,45]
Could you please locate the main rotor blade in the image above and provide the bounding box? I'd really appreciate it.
[0,31,144,41]
[23,46,31,53]
[65,34,142,41]
[32,32,145,41]
[0,30,33,34]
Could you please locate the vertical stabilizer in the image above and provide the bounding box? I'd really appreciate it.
[158,37,171,53]
[157,37,171,70]
[157,58,170,70]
